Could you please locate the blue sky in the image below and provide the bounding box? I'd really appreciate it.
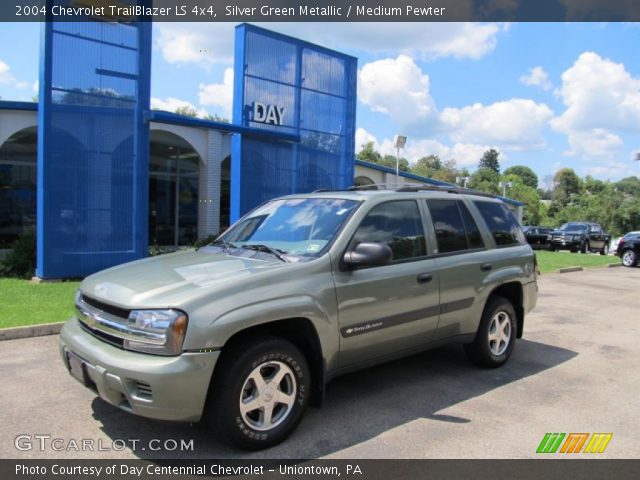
[1,22,639,183]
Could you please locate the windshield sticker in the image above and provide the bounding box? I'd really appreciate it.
[307,244,321,253]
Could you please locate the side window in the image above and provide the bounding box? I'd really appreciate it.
[427,199,485,253]
[351,201,426,261]
[473,201,526,246]
[459,201,485,249]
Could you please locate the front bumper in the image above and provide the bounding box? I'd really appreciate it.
[59,317,219,422]
[549,239,581,250]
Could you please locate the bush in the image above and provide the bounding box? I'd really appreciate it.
[1,232,36,279]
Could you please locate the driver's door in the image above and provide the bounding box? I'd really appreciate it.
[332,200,440,368]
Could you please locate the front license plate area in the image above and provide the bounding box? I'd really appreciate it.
[67,351,89,386]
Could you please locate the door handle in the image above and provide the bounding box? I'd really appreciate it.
[417,273,433,284]
[481,263,493,272]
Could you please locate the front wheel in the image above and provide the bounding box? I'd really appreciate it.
[581,241,589,254]
[600,243,609,255]
[205,336,310,450]
[464,296,517,368]
[622,249,638,267]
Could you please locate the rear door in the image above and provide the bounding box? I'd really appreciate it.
[588,224,605,249]
[333,200,440,367]
[425,198,494,341]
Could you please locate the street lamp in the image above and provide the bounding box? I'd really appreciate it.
[456,176,470,188]
[498,181,513,197]
[393,135,407,181]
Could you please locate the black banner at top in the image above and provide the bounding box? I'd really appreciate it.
[2,0,640,22]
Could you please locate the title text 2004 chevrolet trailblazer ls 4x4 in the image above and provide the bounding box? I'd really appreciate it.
[60,185,538,449]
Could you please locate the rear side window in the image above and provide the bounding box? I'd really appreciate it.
[473,201,526,246]
[351,201,426,261]
[427,199,485,253]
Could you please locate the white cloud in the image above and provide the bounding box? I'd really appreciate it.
[552,52,640,134]
[154,23,235,67]
[0,59,28,89]
[355,128,500,168]
[563,129,624,157]
[150,97,208,117]
[358,55,437,129]
[154,22,505,68]
[551,51,640,158]
[520,66,552,91]
[198,68,234,118]
[32,80,38,93]
[441,99,554,150]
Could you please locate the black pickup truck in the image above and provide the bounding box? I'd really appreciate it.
[548,222,611,255]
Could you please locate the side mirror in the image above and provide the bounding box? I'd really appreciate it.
[343,242,393,269]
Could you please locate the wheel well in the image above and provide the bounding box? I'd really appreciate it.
[489,282,524,338]
[218,318,325,407]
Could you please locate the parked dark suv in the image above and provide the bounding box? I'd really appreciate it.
[615,231,640,267]
[60,184,538,449]
[548,222,611,254]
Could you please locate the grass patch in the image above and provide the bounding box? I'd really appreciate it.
[535,250,617,273]
[0,279,79,329]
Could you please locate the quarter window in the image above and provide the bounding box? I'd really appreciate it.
[427,199,485,253]
[473,201,526,246]
[351,201,426,261]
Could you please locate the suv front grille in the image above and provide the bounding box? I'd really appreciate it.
[81,295,131,320]
[79,319,124,349]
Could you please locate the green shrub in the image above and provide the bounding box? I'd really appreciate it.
[1,232,37,279]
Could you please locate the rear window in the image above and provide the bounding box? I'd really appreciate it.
[473,201,526,247]
[427,199,485,253]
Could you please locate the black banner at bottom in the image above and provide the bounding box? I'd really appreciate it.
[2,459,639,480]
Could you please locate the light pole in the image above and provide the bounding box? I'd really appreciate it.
[393,135,407,182]
[499,181,513,197]
[456,176,470,188]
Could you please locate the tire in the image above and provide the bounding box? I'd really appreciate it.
[581,241,589,254]
[621,249,638,267]
[205,336,310,450]
[548,246,556,252]
[464,296,517,368]
[600,243,609,256]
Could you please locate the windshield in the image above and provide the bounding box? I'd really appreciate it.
[558,223,588,232]
[217,198,360,260]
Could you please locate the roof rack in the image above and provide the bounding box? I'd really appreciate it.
[343,182,497,199]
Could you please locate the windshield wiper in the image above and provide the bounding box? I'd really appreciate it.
[207,240,237,251]
[240,244,289,262]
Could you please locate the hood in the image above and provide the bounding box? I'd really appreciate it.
[80,249,286,308]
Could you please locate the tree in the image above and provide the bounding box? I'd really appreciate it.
[552,168,581,207]
[501,174,544,225]
[469,167,500,195]
[174,105,198,118]
[356,141,382,164]
[356,142,409,171]
[478,149,501,174]
[503,165,538,189]
[203,113,230,123]
[412,155,442,178]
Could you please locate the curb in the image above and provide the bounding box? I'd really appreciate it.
[556,266,584,273]
[0,322,64,341]
[608,263,622,268]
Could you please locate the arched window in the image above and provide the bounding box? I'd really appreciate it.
[0,126,37,248]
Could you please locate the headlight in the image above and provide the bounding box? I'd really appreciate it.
[123,309,188,356]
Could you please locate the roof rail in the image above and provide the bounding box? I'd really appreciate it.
[345,182,497,199]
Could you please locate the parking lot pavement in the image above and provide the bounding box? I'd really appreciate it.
[1,267,639,459]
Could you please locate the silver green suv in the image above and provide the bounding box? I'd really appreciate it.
[60,186,538,449]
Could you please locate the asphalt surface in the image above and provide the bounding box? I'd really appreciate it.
[1,266,639,459]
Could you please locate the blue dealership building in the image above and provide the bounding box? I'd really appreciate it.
[0,19,522,279]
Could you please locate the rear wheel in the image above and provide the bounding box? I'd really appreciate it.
[464,296,517,368]
[622,249,637,267]
[206,336,310,450]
